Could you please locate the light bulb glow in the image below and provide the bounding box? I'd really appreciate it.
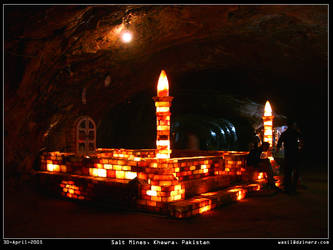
[121,31,133,43]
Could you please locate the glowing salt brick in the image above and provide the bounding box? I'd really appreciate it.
[122,166,131,171]
[174,185,181,191]
[237,190,246,200]
[173,194,182,201]
[151,185,162,191]
[201,164,208,169]
[225,168,230,172]
[150,163,158,168]
[104,164,112,169]
[147,200,157,207]
[190,166,196,171]
[113,165,122,171]
[95,163,103,169]
[170,190,177,196]
[155,101,170,107]
[125,171,137,179]
[147,190,157,196]
[203,169,209,173]
[199,205,211,214]
[115,171,125,179]
[167,197,174,202]
[47,164,60,172]
[60,165,67,172]
[151,196,162,202]
[96,168,106,177]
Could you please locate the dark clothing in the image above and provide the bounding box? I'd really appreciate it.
[277,128,303,192]
[247,145,263,166]
[277,128,302,159]
[247,145,275,186]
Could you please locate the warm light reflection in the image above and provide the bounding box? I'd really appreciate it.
[257,172,264,180]
[201,192,218,196]
[228,188,246,201]
[248,183,261,191]
[199,205,211,213]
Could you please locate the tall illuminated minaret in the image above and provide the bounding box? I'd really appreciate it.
[263,100,274,155]
[153,70,173,159]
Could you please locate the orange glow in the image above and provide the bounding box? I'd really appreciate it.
[199,205,211,213]
[248,183,261,191]
[60,180,84,200]
[147,190,157,196]
[264,100,272,116]
[125,171,137,179]
[257,172,264,180]
[151,185,162,191]
[156,107,170,113]
[264,121,273,126]
[201,192,217,196]
[157,70,169,97]
[89,168,107,178]
[236,190,246,200]
[156,140,170,147]
[47,163,60,172]
[228,188,246,201]
[121,30,133,43]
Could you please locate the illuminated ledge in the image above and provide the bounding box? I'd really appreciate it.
[168,183,264,218]
[35,170,132,184]
[35,170,139,206]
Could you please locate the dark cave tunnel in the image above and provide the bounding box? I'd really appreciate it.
[4,4,328,182]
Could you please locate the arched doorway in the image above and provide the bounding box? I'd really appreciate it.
[75,116,96,154]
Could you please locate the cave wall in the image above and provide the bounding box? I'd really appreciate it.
[4,5,328,180]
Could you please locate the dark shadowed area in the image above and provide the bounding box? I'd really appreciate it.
[4,4,328,241]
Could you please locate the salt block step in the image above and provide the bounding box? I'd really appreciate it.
[168,183,263,218]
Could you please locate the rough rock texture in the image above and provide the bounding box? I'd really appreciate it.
[4,5,328,179]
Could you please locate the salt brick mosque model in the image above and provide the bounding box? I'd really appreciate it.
[38,70,281,218]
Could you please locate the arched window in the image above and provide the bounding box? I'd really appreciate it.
[76,116,96,154]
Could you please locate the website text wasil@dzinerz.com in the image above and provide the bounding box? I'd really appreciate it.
[277,240,329,245]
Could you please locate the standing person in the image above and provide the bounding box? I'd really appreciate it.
[277,120,303,194]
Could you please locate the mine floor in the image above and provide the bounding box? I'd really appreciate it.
[4,165,328,239]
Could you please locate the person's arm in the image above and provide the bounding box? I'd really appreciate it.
[277,133,284,150]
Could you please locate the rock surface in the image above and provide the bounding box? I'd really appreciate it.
[4,5,327,178]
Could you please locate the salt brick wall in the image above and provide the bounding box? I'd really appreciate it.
[40,149,249,213]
